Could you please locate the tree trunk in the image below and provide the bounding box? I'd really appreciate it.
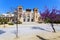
[51,23,56,32]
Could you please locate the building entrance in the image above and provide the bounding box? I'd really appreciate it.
[23,19,34,22]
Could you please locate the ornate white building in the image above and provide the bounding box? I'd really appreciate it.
[0,6,43,23]
[14,6,42,22]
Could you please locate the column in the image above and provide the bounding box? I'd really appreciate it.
[34,13,36,22]
[21,13,23,22]
[26,15,27,22]
[30,13,31,22]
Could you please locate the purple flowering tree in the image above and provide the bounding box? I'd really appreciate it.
[41,8,50,22]
[41,8,57,32]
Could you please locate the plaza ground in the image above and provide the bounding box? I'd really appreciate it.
[0,22,60,40]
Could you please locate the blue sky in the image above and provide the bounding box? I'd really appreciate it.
[0,0,60,14]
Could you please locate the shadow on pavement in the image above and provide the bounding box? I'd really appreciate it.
[36,35,49,40]
[32,26,51,32]
[0,30,5,35]
[11,30,16,35]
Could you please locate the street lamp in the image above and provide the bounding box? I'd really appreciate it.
[16,18,18,38]
[14,10,19,38]
[2,16,5,28]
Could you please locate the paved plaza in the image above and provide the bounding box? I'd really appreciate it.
[0,22,60,40]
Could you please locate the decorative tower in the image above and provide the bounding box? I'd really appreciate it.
[18,6,23,22]
[33,8,39,22]
[25,8,31,22]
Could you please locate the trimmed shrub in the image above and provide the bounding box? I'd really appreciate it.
[8,22,14,25]
[0,22,2,25]
[38,21,42,23]
[0,18,8,24]
[15,21,22,24]
[53,21,60,24]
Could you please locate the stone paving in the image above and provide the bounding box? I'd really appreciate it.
[0,22,60,40]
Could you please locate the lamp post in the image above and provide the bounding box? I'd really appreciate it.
[16,18,18,38]
[14,10,19,38]
[3,22,5,28]
[2,17,5,28]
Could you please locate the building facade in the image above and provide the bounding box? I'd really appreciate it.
[0,6,43,23]
[0,13,14,22]
[14,6,42,22]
